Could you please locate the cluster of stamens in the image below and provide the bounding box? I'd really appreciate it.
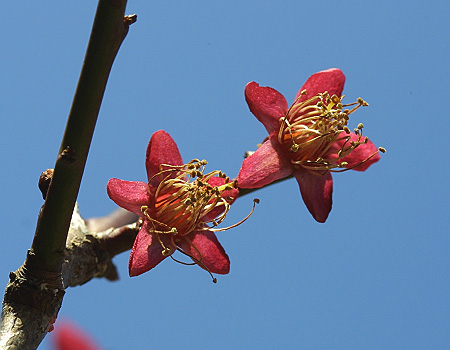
[278,90,385,173]
[140,159,258,282]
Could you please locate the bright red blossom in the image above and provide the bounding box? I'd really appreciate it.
[238,68,384,223]
[107,130,240,278]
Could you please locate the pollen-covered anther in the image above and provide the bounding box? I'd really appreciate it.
[357,97,369,106]
[331,94,341,104]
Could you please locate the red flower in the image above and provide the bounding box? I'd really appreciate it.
[107,130,240,280]
[238,68,384,223]
[52,321,102,350]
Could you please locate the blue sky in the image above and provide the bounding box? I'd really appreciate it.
[2,1,449,349]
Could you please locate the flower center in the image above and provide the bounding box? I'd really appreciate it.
[139,159,258,282]
[143,159,237,237]
[278,91,382,172]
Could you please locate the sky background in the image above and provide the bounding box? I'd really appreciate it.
[1,1,449,349]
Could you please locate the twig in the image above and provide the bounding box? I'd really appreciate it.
[86,208,139,233]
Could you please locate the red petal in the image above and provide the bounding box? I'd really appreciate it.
[245,82,288,134]
[177,230,230,274]
[329,133,381,171]
[107,179,149,216]
[128,221,174,277]
[294,168,333,223]
[53,321,102,350]
[237,137,293,189]
[146,130,184,186]
[295,68,346,102]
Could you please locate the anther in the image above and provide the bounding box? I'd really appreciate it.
[356,97,369,106]
[331,95,341,104]
[379,147,386,153]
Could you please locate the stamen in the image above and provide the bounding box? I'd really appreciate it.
[277,90,384,172]
[140,159,255,280]
[156,232,171,256]
[169,254,197,266]
[331,146,385,172]
[141,205,176,233]
[209,198,260,232]
[175,245,217,284]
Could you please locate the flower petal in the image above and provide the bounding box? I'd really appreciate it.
[295,68,346,102]
[53,321,102,350]
[128,221,174,277]
[294,168,333,223]
[177,230,230,274]
[245,82,288,134]
[329,132,381,171]
[107,179,149,216]
[238,137,293,189]
[146,130,184,185]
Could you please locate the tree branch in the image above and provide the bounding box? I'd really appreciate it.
[62,205,139,288]
[0,1,135,348]
[30,0,134,276]
[86,208,139,233]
